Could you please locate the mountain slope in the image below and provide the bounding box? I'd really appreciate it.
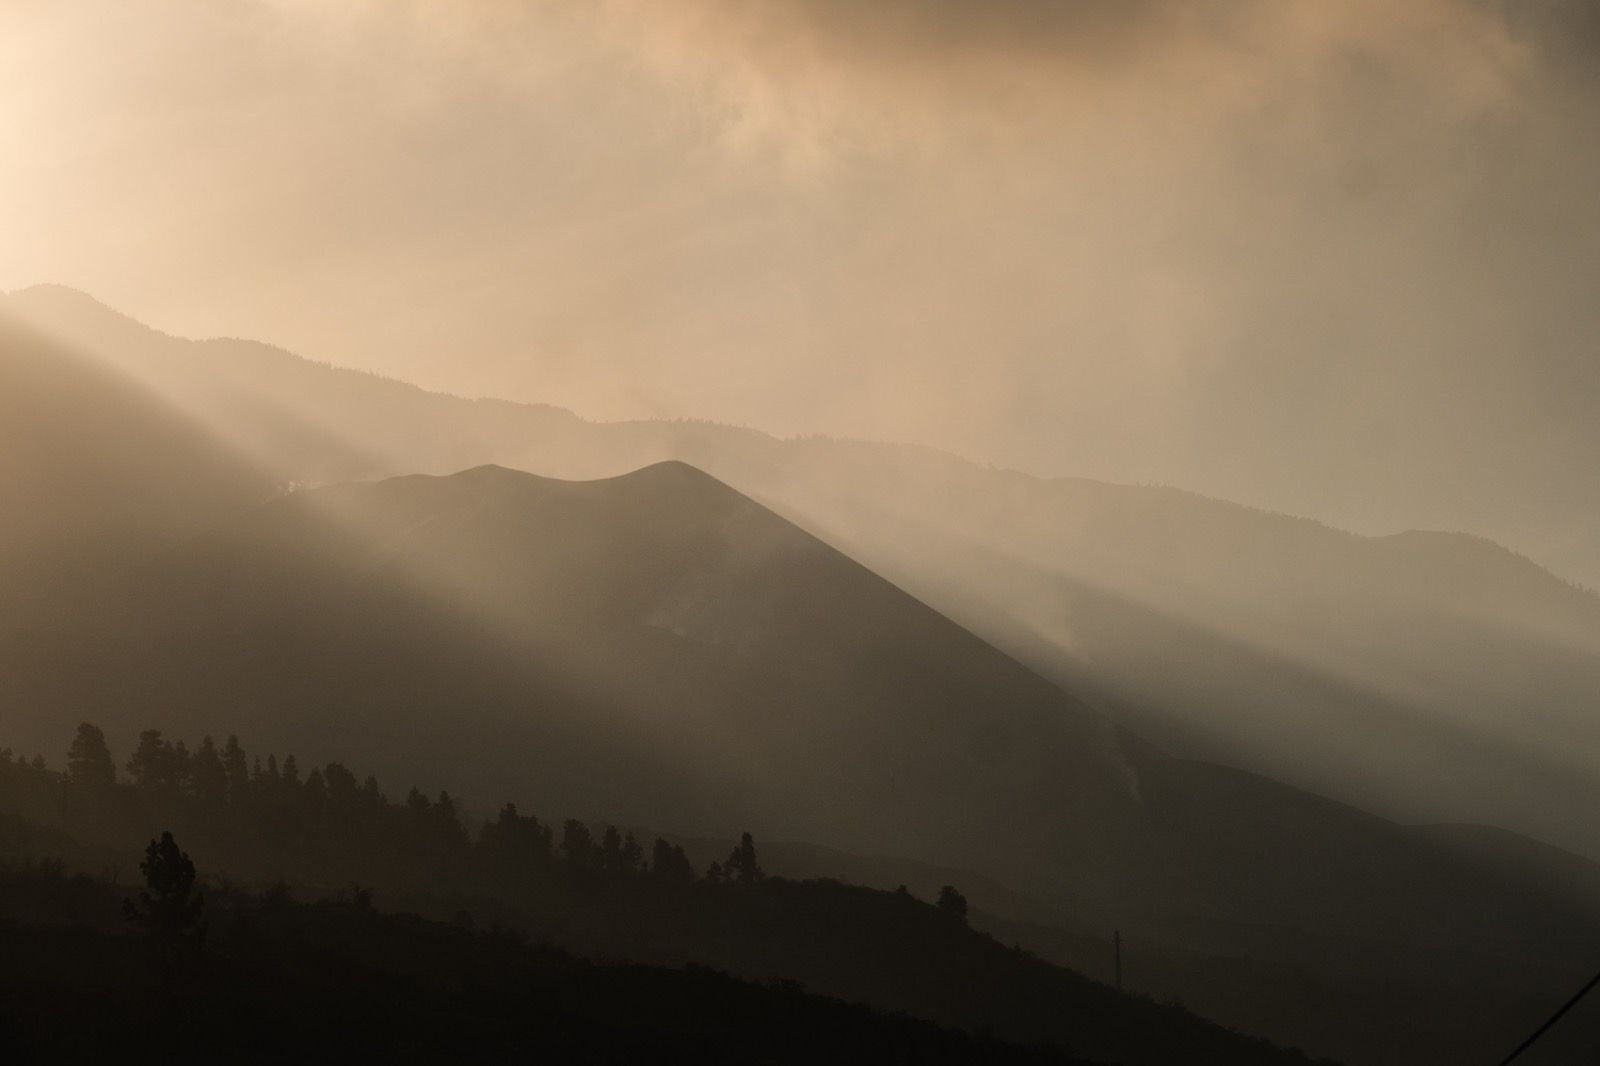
[6,284,1597,858]
[6,287,1600,1061]
[3,461,1596,971]
[0,305,271,615]
[2,869,1101,1066]
[9,462,1139,897]
[0,753,1331,1066]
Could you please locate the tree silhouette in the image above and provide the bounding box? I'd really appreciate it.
[169,740,192,794]
[562,819,596,868]
[126,728,169,789]
[490,804,551,854]
[601,825,624,873]
[324,762,359,806]
[651,838,696,885]
[303,767,328,808]
[433,790,469,850]
[125,832,205,970]
[726,832,765,885]
[190,736,228,807]
[222,735,250,802]
[480,803,554,883]
[937,885,968,923]
[66,722,115,789]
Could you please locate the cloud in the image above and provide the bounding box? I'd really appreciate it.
[4,0,1600,581]
[593,0,1536,161]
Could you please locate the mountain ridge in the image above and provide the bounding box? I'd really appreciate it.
[8,282,1582,589]
[1,328,1597,1060]
[3,456,1590,948]
[6,284,1600,862]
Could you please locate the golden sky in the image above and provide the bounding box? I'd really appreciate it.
[3,0,1598,574]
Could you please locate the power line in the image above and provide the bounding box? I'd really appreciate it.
[1497,968,1600,1065]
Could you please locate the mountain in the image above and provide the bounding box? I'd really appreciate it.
[6,283,1597,859]
[4,459,1598,997]
[6,286,1600,1061]
[0,301,271,616]
[5,460,1138,896]
[3,868,1100,1065]
[1,744,1333,1066]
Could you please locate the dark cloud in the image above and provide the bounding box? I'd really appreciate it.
[655,0,1252,59]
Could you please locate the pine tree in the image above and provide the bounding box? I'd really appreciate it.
[324,762,358,807]
[601,825,624,873]
[169,740,192,795]
[190,736,228,807]
[561,819,595,868]
[480,803,519,855]
[651,838,695,885]
[725,832,765,885]
[937,885,969,923]
[65,722,115,789]
[434,790,468,849]
[303,768,328,808]
[480,803,554,883]
[125,832,206,971]
[222,735,250,803]
[126,729,168,789]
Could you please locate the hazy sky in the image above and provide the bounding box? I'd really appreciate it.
[4,0,1599,578]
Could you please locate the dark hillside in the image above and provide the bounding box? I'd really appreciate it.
[0,873,1083,1065]
[0,745,1321,1066]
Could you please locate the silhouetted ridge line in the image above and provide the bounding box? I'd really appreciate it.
[0,725,1325,1065]
[388,458,737,498]
[1,862,1085,1063]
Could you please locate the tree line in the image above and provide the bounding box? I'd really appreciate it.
[0,723,967,919]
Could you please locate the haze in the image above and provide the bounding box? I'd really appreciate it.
[4,0,1599,583]
[10,5,1600,1060]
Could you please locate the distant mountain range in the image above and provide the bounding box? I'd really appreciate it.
[4,285,1600,1063]
[5,283,1597,860]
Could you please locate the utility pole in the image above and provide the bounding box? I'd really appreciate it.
[1113,928,1123,990]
